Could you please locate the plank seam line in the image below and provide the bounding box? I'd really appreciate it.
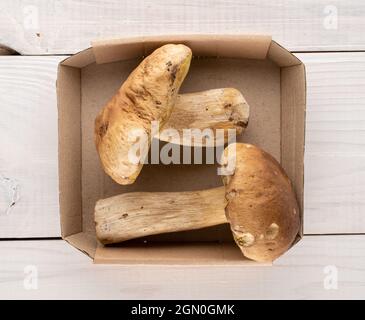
[0,237,61,241]
[1,234,365,242]
[2,50,365,58]
[304,233,365,236]
[293,50,365,53]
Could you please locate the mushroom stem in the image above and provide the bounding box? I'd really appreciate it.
[159,88,249,146]
[95,186,228,244]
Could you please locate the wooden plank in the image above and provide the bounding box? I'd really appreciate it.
[1,53,365,238]
[0,0,364,54]
[0,235,364,299]
[296,53,365,234]
[0,56,64,238]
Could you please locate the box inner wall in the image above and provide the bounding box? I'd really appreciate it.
[80,57,281,243]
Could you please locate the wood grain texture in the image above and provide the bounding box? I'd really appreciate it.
[0,0,364,54]
[296,53,365,234]
[0,56,64,238]
[0,236,364,299]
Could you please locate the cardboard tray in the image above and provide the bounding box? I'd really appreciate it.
[57,35,306,265]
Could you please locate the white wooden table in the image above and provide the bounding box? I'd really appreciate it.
[0,0,364,300]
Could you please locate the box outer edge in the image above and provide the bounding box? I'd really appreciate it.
[93,242,273,266]
[57,34,306,263]
[57,64,83,239]
[91,34,272,64]
[280,62,306,242]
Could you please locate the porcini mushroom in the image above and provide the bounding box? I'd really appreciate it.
[94,143,300,262]
[221,143,300,262]
[95,44,192,185]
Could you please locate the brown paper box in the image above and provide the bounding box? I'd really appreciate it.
[57,35,306,265]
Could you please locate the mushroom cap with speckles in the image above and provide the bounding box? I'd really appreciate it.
[221,143,300,262]
[94,44,192,185]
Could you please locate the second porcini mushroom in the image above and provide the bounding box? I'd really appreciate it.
[95,143,300,262]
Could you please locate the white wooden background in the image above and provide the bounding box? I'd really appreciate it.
[0,0,364,299]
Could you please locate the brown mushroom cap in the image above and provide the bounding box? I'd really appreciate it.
[222,143,300,262]
[94,44,192,185]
